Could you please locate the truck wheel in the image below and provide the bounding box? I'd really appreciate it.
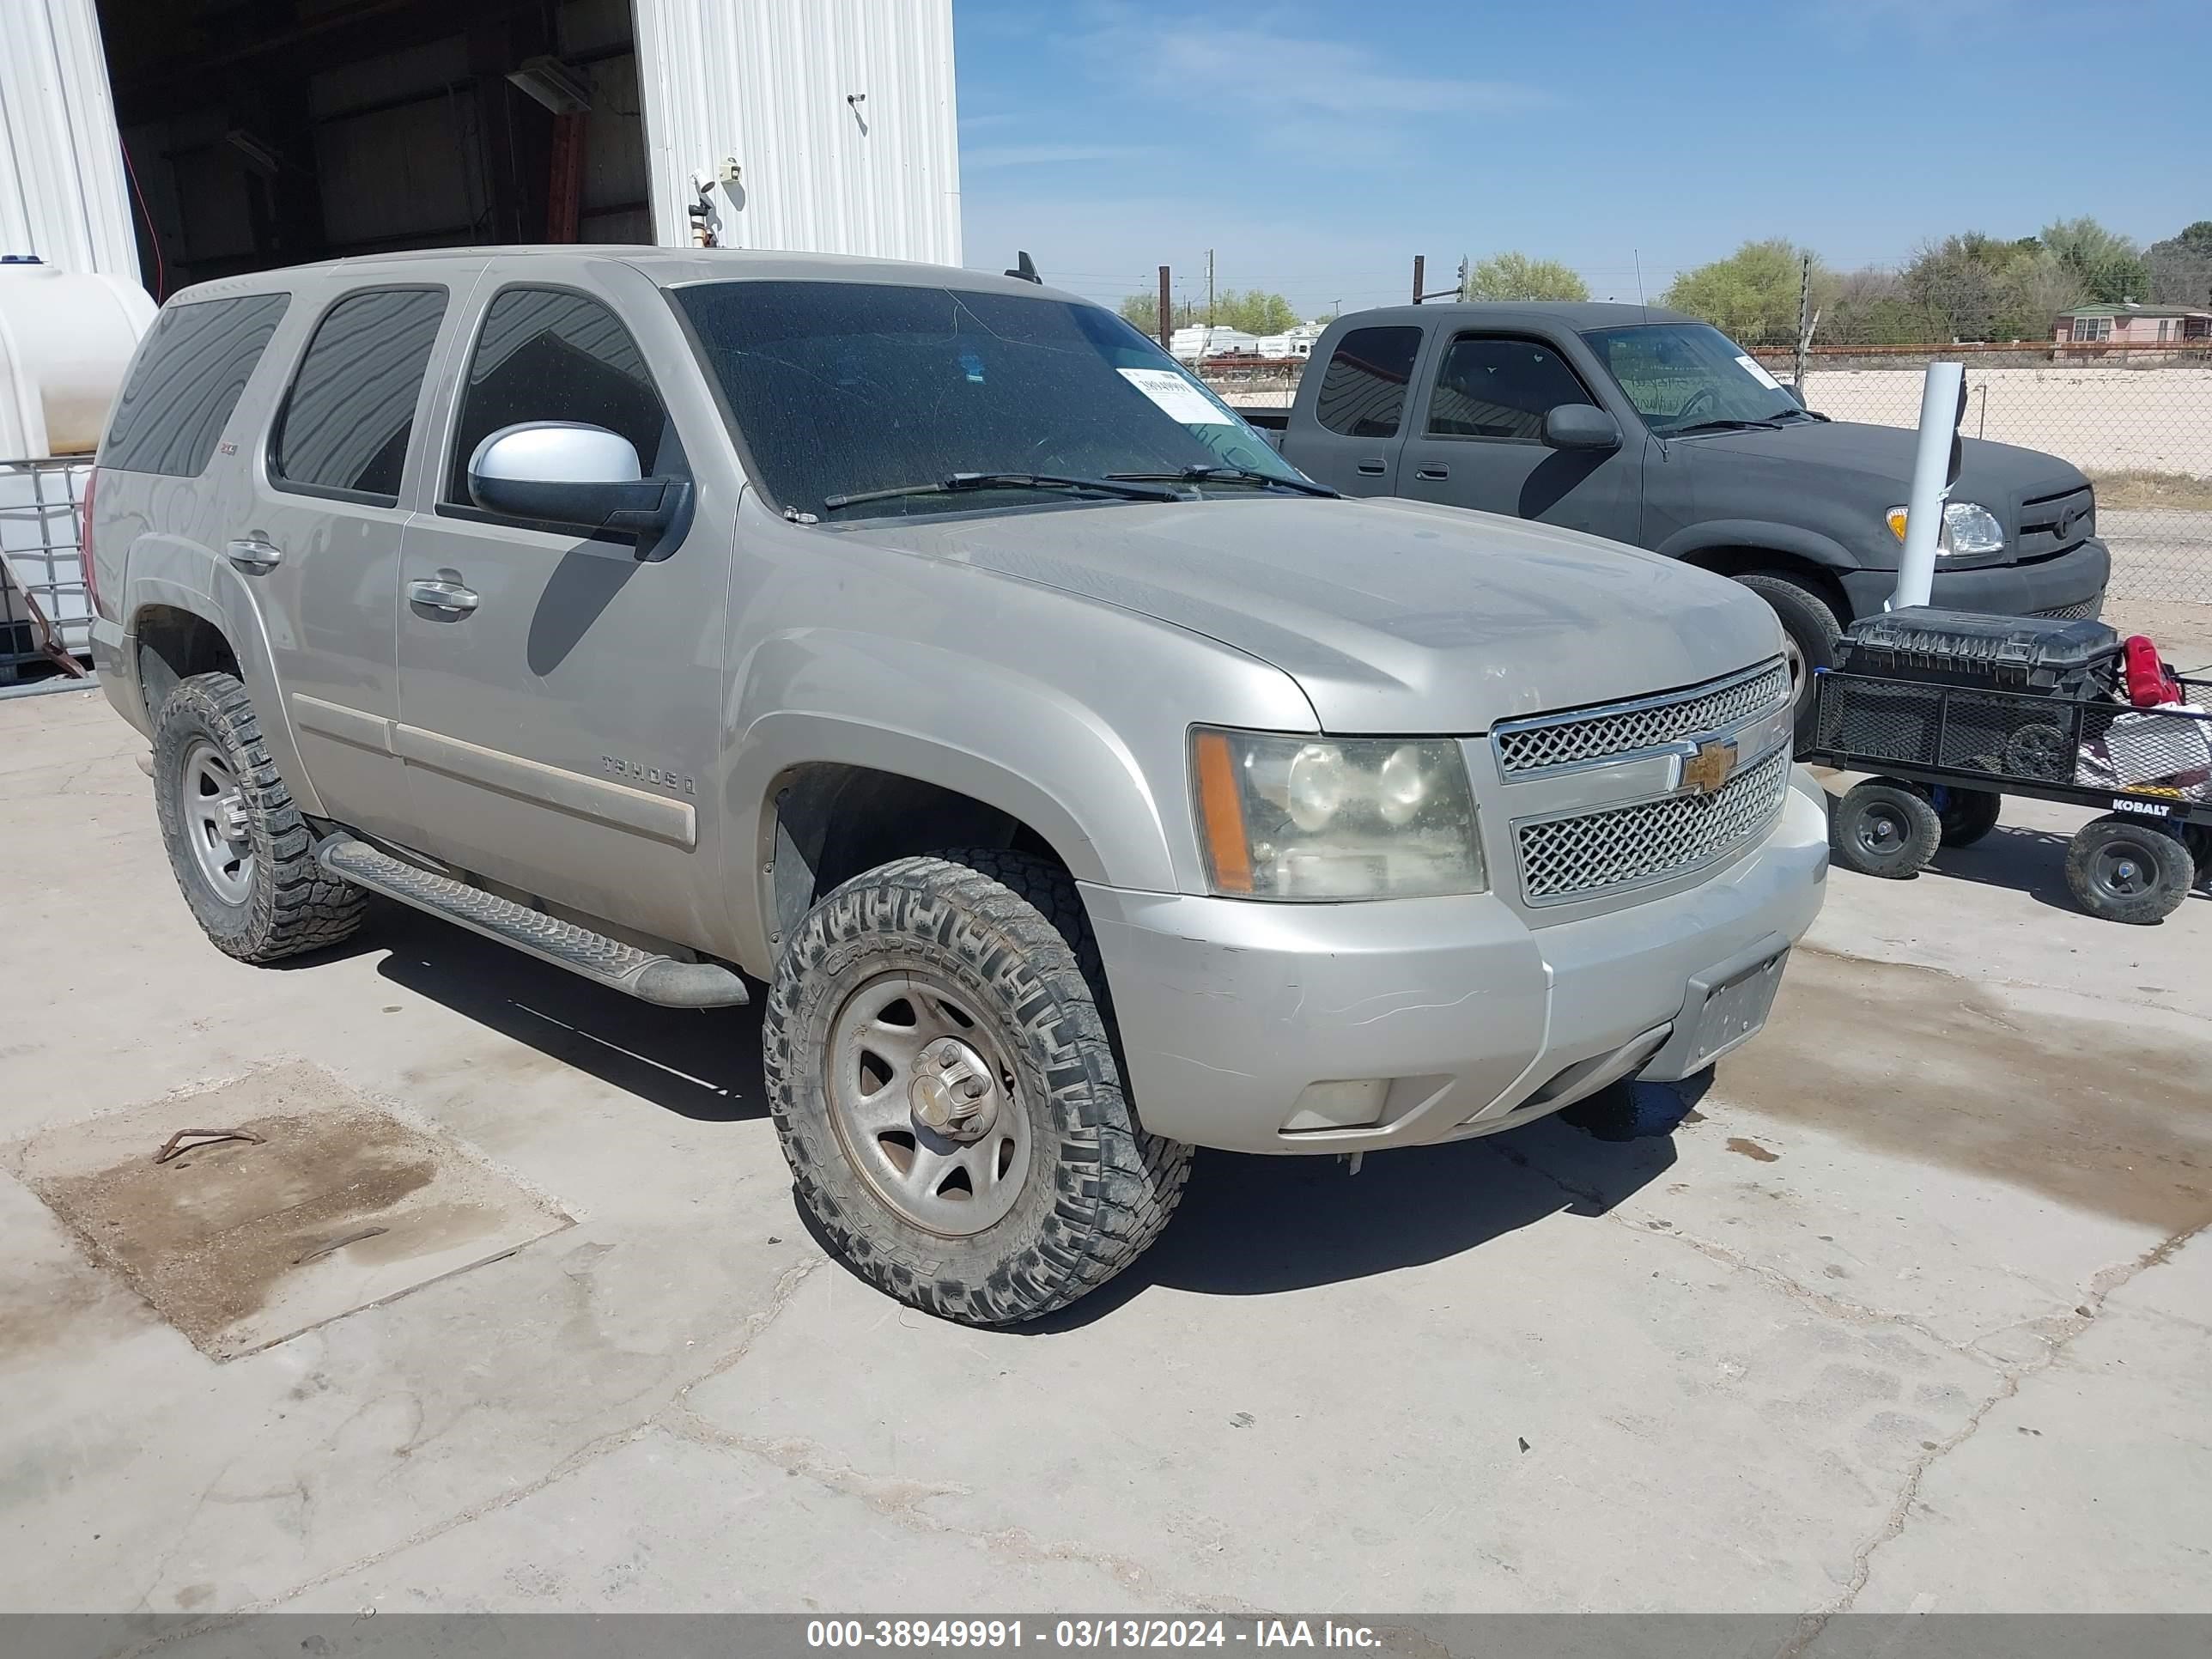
[1830,778,1942,878]
[763,850,1193,1325]
[2063,816,2194,925]
[1929,784,2002,848]
[151,672,365,962]
[1735,572,1840,744]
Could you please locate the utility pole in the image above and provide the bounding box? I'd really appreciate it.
[1205,249,1215,328]
[1158,264,1171,351]
[1793,254,1813,393]
[1412,254,1425,305]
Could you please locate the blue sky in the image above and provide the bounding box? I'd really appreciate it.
[953,0,2210,319]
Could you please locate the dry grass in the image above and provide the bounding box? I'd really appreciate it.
[2088,470,2212,512]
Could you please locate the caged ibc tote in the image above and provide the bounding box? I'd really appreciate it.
[1805,608,2211,925]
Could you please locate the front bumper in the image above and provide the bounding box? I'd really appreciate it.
[1838,538,2110,622]
[1082,777,1829,1155]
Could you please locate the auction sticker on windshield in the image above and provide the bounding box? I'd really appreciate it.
[1119,367,1235,425]
[1734,355,1784,391]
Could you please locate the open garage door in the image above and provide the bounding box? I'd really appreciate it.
[97,0,654,295]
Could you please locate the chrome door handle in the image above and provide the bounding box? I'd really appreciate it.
[226,538,283,572]
[1355,459,1387,476]
[405,579,479,614]
[1416,464,1449,481]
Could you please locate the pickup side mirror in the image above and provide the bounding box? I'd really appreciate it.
[1784,382,1808,408]
[1542,404,1621,453]
[467,422,691,549]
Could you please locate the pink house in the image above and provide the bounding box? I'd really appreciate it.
[2055,303,2212,343]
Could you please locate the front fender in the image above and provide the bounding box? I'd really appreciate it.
[723,630,1182,973]
[1654,519,1862,574]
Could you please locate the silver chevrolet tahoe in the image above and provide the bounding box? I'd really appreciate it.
[86,248,1827,1324]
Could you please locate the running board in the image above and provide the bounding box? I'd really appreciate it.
[318,838,749,1008]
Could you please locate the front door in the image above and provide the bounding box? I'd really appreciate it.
[394,276,728,946]
[1397,333,1643,543]
[237,281,457,845]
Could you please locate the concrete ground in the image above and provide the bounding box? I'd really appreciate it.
[3,686,2209,1620]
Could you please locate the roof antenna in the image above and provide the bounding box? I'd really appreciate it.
[1634,248,1646,316]
[1005,250,1041,284]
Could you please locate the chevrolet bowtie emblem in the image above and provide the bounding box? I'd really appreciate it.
[1682,737,1739,795]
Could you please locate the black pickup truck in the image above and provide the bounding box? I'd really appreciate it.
[1247,302,2111,730]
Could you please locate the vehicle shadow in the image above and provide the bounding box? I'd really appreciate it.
[1917,821,2209,913]
[340,901,1679,1313]
[1025,1115,1678,1331]
[365,901,769,1123]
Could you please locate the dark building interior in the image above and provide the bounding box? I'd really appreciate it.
[94,0,653,297]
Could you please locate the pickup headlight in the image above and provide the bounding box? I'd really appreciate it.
[1189,727,1485,900]
[1886,501,2006,559]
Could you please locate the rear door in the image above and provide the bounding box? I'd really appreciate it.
[1285,323,1425,495]
[239,279,461,843]
[393,265,728,945]
[1397,333,1643,542]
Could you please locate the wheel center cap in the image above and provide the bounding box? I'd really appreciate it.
[908,1037,998,1139]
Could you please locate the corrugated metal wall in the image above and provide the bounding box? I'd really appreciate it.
[0,0,139,278]
[630,0,961,265]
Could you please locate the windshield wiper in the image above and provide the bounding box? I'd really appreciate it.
[820,471,1182,512]
[1108,465,1339,498]
[1665,417,1787,436]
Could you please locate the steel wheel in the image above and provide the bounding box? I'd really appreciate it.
[179,737,255,905]
[825,969,1032,1237]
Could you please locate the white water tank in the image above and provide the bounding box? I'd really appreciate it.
[0,255,155,460]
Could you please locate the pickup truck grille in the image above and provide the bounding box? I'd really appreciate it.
[1516,747,1790,904]
[1492,659,1790,776]
[2016,484,2095,561]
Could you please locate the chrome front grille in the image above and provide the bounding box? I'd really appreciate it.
[1493,659,1790,776]
[1516,748,1791,904]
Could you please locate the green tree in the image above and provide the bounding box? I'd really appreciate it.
[1462,252,1589,302]
[2145,220,2212,307]
[1119,288,1297,337]
[2039,216,2148,304]
[1662,240,1831,344]
[1904,232,2088,340]
[1212,289,1298,334]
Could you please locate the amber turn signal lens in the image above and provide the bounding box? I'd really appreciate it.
[1191,729,1253,894]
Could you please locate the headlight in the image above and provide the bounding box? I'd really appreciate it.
[1189,727,1485,900]
[1885,501,2006,559]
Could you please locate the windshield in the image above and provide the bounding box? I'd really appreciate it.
[672,280,1306,519]
[1579,322,1805,434]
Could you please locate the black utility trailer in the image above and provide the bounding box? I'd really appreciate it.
[1804,610,2211,924]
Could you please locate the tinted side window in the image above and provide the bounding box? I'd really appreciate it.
[1314,325,1422,438]
[444,289,682,519]
[1425,337,1593,440]
[271,288,447,504]
[102,294,289,477]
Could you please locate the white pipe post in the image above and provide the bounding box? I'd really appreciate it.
[1889,361,1964,611]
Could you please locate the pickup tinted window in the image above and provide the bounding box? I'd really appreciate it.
[1314,326,1421,438]
[444,288,682,523]
[674,281,1298,519]
[102,293,289,477]
[271,287,447,505]
[1425,337,1592,441]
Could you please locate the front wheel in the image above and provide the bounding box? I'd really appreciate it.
[2064,815,2195,925]
[1734,572,1842,746]
[763,850,1192,1325]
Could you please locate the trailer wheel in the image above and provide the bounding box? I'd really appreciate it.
[2184,823,2211,889]
[1830,779,1942,878]
[2064,816,2195,925]
[1929,784,2002,848]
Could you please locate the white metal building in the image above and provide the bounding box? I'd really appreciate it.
[1,0,962,295]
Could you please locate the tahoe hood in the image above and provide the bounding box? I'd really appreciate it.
[850,495,1784,733]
